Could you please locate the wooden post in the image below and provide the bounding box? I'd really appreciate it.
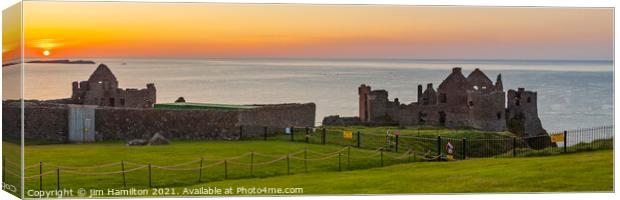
[462,138,467,160]
[356,131,360,148]
[305,127,309,143]
[224,160,228,179]
[437,136,442,161]
[56,168,60,190]
[322,128,326,144]
[263,126,268,141]
[250,152,254,176]
[563,130,568,153]
[338,152,342,171]
[290,126,295,142]
[121,160,126,187]
[39,161,43,191]
[148,163,152,188]
[395,135,399,152]
[198,157,203,183]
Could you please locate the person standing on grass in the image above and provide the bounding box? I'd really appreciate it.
[446,140,454,160]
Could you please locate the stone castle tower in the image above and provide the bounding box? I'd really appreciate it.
[357,67,547,136]
[71,64,156,108]
[506,88,548,137]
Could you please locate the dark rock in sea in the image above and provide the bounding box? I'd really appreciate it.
[26,59,96,64]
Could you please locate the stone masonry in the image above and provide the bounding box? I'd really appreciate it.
[326,67,548,138]
[71,64,156,108]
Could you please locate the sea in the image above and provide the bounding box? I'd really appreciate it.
[2,58,613,132]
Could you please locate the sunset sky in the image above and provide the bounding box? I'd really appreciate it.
[2,1,614,61]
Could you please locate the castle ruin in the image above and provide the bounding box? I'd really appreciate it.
[326,67,548,138]
[71,64,156,108]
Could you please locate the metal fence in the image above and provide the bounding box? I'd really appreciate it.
[240,125,614,160]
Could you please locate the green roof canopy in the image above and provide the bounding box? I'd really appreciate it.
[154,102,259,111]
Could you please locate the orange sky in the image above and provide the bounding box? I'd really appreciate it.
[2,1,614,61]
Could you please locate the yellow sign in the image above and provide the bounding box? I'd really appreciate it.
[343,131,353,139]
[550,133,565,142]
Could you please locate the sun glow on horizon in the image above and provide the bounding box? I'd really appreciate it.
[4,2,612,62]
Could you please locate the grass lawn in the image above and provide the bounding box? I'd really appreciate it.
[270,126,516,158]
[4,140,415,197]
[182,150,613,195]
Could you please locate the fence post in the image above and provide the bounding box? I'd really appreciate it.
[39,161,43,191]
[357,131,361,147]
[437,136,442,161]
[563,130,568,153]
[290,126,295,142]
[121,160,126,187]
[263,126,267,141]
[461,138,466,160]
[380,148,384,167]
[338,152,342,171]
[239,126,243,140]
[322,128,326,144]
[305,127,309,143]
[286,154,290,175]
[395,135,399,152]
[224,160,228,179]
[148,163,152,188]
[513,137,517,158]
[198,158,203,183]
[250,152,254,176]
[56,168,60,190]
[304,148,308,173]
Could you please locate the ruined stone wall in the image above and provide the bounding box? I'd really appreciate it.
[322,115,361,126]
[5,102,315,143]
[506,88,547,137]
[467,91,506,131]
[95,107,240,140]
[2,103,69,143]
[2,103,21,141]
[237,103,316,136]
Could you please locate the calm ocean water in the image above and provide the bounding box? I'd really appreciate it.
[3,58,613,131]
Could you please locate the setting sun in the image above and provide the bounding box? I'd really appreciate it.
[43,50,50,56]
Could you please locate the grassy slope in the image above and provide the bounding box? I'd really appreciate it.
[5,140,411,195]
[321,125,514,139]
[183,150,613,194]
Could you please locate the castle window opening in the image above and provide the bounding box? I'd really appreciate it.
[497,112,501,120]
[469,101,474,106]
[439,93,447,103]
[473,85,479,90]
[120,99,125,106]
[109,98,115,107]
[527,97,531,103]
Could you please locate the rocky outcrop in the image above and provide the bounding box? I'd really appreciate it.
[148,133,170,145]
[127,139,148,146]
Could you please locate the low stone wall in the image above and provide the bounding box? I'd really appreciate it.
[95,107,240,140]
[2,103,69,143]
[3,102,316,143]
[237,103,316,137]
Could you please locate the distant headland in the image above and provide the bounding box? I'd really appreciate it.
[2,59,96,67]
